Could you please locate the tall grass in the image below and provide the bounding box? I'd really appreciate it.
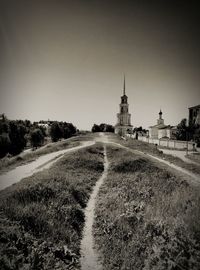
[0,144,104,269]
[94,145,200,270]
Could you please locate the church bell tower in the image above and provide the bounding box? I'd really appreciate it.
[114,76,133,136]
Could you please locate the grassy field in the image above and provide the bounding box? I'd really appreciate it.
[94,145,200,270]
[0,144,104,270]
[0,133,97,175]
[108,133,200,175]
[187,152,200,164]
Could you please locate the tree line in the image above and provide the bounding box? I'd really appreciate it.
[0,114,77,158]
[49,122,77,142]
[176,118,200,146]
[91,123,114,133]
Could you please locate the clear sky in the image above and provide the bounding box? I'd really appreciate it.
[0,0,200,130]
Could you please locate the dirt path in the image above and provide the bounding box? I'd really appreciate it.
[159,148,198,165]
[79,134,199,270]
[0,141,94,190]
[94,132,109,144]
[111,142,200,185]
[144,151,200,183]
[80,145,109,270]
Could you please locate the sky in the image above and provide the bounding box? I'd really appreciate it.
[0,0,200,130]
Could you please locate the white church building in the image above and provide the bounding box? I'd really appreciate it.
[149,110,177,139]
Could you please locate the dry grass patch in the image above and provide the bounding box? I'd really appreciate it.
[0,144,104,270]
[94,146,200,270]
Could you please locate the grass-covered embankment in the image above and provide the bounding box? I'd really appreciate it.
[187,152,200,164]
[0,144,104,269]
[0,137,82,175]
[109,133,200,175]
[94,145,200,269]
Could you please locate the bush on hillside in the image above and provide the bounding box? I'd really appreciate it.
[30,129,45,149]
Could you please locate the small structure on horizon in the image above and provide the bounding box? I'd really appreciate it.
[149,110,177,139]
[38,120,51,135]
[115,76,133,136]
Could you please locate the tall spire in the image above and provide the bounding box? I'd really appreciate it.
[123,74,126,96]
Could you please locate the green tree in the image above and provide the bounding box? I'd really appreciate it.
[61,122,76,138]
[38,126,46,137]
[92,123,114,132]
[176,118,195,141]
[0,133,11,158]
[176,119,187,141]
[91,124,101,132]
[62,126,71,139]
[105,124,114,132]
[67,123,76,135]
[0,120,9,134]
[99,123,106,132]
[8,121,27,155]
[30,129,45,148]
[50,122,62,142]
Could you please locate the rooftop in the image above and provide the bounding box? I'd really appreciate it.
[188,104,200,110]
[149,123,167,129]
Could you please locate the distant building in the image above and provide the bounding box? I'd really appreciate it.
[149,110,177,139]
[38,120,51,135]
[189,104,200,125]
[115,76,133,136]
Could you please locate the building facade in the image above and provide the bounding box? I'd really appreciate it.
[189,104,200,126]
[115,77,133,136]
[149,110,166,139]
[149,110,177,139]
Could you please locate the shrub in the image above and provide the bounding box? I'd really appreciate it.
[30,129,45,148]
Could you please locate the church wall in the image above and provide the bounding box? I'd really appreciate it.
[158,129,168,139]
[137,136,196,150]
[149,127,158,139]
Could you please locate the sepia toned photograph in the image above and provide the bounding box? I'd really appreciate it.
[0,0,200,269]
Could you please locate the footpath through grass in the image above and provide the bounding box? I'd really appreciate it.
[0,144,104,269]
[0,134,94,175]
[94,145,200,270]
[108,134,200,175]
